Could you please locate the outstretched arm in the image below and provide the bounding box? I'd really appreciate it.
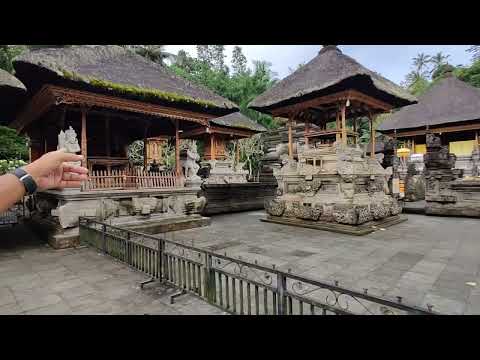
[0,150,88,213]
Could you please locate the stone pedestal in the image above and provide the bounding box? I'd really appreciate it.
[33,187,208,249]
[263,143,403,234]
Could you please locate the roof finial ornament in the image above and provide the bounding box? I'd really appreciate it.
[319,45,341,54]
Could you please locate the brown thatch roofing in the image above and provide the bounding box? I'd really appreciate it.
[210,112,267,132]
[378,74,480,133]
[0,69,27,124]
[12,45,238,115]
[248,46,417,113]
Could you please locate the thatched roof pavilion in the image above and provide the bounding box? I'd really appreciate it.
[377,73,480,155]
[12,45,237,117]
[8,45,240,175]
[182,111,266,161]
[248,46,416,158]
[0,69,27,125]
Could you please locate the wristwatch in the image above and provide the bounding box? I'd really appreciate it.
[11,168,38,195]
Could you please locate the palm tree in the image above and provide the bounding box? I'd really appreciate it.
[467,46,480,62]
[429,52,450,75]
[121,45,175,66]
[412,52,432,77]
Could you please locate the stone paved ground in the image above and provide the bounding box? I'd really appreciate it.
[168,211,480,315]
[0,224,226,315]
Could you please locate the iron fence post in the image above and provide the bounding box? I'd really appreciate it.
[126,231,131,264]
[277,273,287,315]
[205,253,216,304]
[102,224,107,253]
[158,238,165,282]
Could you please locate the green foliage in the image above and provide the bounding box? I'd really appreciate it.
[170,46,280,130]
[0,126,28,161]
[0,45,26,73]
[456,60,480,88]
[467,46,480,62]
[0,159,27,175]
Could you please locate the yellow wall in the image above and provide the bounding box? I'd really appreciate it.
[414,144,426,154]
[449,140,476,156]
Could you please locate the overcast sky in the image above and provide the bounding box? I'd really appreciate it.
[164,45,473,85]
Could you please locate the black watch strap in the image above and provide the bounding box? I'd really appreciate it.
[11,168,38,195]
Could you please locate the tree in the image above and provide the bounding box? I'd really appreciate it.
[456,59,480,88]
[467,46,480,62]
[237,134,264,179]
[231,46,247,75]
[0,125,28,160]
[0,45,26,73]
[429,52,450,76]
[170,47,279,130]
[122,45,174,66]
[412,52,432,78]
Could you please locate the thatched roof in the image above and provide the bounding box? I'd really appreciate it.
[210,112,266,132]
[378,74,480,133]
[12,45,238,115]
[0,69,27,124]
[248,46,416,113]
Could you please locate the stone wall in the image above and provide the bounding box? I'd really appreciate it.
[200,183,277,215]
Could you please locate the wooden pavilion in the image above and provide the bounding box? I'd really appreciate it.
[180,111,266,162]
[5,45,240,248]
[10,45,238,184]
[377,72,480,157]
[249,46,417,234]
[249,45,417,158]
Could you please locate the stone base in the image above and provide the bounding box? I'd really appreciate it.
[425,203,480,218]
[115,214,211,234]
[200,182,277,215]
[29,214,211,249]
[261,215,407,236]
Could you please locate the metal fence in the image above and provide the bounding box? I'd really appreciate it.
[79,217,438,315]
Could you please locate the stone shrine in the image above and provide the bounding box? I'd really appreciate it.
[263,143,404,234]
[424,133,480,217]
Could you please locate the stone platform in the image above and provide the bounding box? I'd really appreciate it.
[32,187,207,249]
[200,182,276,215]
[262,214,407,236]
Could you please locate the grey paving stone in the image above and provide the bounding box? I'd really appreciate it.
[0,287,16,307]
[422,293,466,315]
[0,302,23,315]
[18,293,63,312]
[23,301,73,315]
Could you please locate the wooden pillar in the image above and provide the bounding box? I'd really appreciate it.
[335,110,340,142]
[235,139,240,164]
[143,137,148,169]
[304,118,310,148]
[476,131,479,148]
[175,119,180,176]
[288,117,293,160]
[81,108,87,168]
[353,117,357,145]
[369,114,376,159]
[105,116,111,157]
[210,134,216,160]
[341,103,347,145]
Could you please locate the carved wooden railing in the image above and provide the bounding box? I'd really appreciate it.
[81,169,184,191]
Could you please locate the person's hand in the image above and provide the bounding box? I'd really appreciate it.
[23,149,89,191]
